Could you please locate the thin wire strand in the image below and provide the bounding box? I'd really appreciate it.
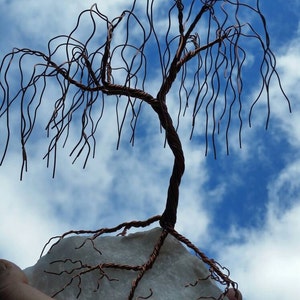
[0,0,290,175]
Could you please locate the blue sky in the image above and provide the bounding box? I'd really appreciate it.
[0,1,300,299]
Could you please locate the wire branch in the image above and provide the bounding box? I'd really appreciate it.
[42,218,240,300]
[0,0,291,236]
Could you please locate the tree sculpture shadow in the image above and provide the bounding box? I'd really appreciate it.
[0,0,291,299]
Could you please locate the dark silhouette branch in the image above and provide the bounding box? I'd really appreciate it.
[0,1,292,299]
[0,0,291,228]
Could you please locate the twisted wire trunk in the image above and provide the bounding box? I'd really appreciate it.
[151,100,185,229]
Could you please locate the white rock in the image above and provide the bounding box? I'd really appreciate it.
[24,228,228,299]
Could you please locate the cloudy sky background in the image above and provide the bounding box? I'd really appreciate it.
[0,1,299,299]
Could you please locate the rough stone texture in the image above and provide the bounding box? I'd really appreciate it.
[24,228,227,300]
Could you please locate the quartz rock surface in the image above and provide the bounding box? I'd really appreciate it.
[24,228,227,300]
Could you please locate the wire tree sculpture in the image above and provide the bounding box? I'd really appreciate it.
[0,0,290,299]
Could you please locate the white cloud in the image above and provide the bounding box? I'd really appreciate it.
[216,197,300,299]
[271,27,300,148]
[1,3,300,300]
[0,158,66,267]
[213,28,300,300]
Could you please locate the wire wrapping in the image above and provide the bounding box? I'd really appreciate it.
[0,0,291,227]
[0,1,291,298]
[0,0,292,258]
[41,217,239,300]
[0,0,291,176]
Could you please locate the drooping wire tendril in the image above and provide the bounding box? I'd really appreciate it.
[0,0,291,232]
[0,1,291,299]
